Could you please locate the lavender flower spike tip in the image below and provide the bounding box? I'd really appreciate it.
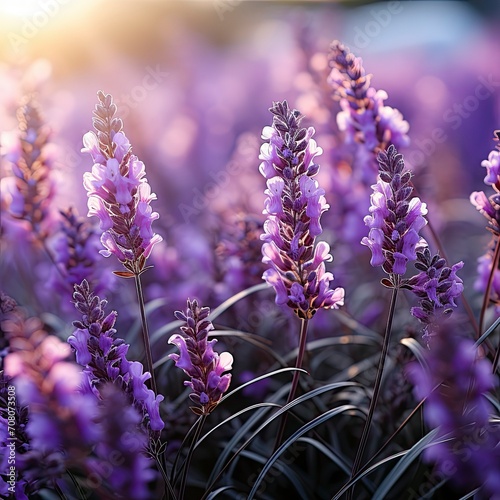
[259,100,344,319]
[82,91,162,274]
[361,145,427,280]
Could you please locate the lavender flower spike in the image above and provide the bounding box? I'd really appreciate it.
[82,91,162,274]
[3,95,57,238]
[328,41,409,158]
[259,101,344,319]
[361,145,427,281]
[408,244,464,345]
[169,299,233,415]
[69,279,164,433]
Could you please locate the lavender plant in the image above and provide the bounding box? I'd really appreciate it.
[82,91,163,394]
[259,100,344,448]
[348,144,428,495]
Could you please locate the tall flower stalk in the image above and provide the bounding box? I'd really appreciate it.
[82,91,162,393]
[169,299,233,499]
[69,279,171,498]
[259,100,344,447]
[350,145,427,495]
[470,131,500,348]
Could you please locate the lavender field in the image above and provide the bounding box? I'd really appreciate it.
[1,1,500,499]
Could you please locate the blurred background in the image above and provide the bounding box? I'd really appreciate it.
[1,0,500,344]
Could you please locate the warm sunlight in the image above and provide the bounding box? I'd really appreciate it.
[0,0,43,17]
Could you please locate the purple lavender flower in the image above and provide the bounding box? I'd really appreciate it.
[2,95,57,239]
[407,324,500,497]
[259,100,344,319]
[407,245,464,345]
[2,303,98,497]
[328,41,409,161]
[169,299,233,415]
[69,279,165,433]
[470,190,500,236]
[481,131,500,189]
[82,91,162,274]
[361,145,428,280]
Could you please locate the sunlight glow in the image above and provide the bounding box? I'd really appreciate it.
[0,0,49,17]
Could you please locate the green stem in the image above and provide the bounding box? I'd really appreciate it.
[134,273,157,395]
[348,285,399,499]
[273,318,309,452]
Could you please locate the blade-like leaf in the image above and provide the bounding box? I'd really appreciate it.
[247,405,363,499]
[474,316,500,348]
[203,382,361,499]
[400,337,429,371]
[372,429,439,500]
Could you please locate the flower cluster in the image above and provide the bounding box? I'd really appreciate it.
[169,299,233,415]
[2,95,56,238]
[2,301,98,497]
[408,245,464,345]
[69,279,164,433]
[328,41,409,161]
[259,100,344,318]
[361,145,428,280]
[407,324,500,497]
[82,91,162,274]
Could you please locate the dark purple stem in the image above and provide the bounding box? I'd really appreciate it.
[348,285,398,499]
[134,272,158,395]
[273,318,309,452]
[479,236,500,343]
